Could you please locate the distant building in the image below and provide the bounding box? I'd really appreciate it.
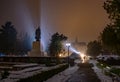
[72,38,87,54]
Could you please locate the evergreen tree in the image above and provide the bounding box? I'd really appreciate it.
[87,40,102,57]
[0,21,17,54]
[101,0,120,54]
[48,32,67,57]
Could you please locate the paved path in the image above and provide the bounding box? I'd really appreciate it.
[66,70,87,82]
[46,60,113,82]
[45,65,79,82]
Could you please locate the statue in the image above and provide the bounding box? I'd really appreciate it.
[28,26,43,57]
[35,27,41,41]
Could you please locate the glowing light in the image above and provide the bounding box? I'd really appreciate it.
[70,47,80,54]
[81,53,85,58]
[59,54,62,57]
[66,43,71,47]
[63,42,81,55]
[80,53,86,63]
[41,38,45,51]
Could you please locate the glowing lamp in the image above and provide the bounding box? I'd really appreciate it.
[66,43,71,47]
[66,43,71,67]
[59,54,62,57]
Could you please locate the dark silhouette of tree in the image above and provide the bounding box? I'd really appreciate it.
[104,0,120,22]
[101,24,118,53]
[0,21,17,54]
[87,40,102,57]
[48,32,67,57]
[101,0,120,54]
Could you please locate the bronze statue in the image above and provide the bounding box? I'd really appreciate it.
[35,27,41,41]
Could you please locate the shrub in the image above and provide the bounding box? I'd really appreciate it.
[110,68,120,76]
[1,70,9,80]
[18,64,68,82]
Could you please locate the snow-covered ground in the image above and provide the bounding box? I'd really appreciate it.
[13,63,39,68]
[89,60,112,82]
[45,65,79,82]
[97,54,120,60]
[9,66,42,74]
[0,63,67,82]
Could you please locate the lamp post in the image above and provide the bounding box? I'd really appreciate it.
[66,43,71,67]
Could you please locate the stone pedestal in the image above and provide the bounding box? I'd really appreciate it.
[28,41,42,57]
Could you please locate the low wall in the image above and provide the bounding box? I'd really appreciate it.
[0,56,67,63]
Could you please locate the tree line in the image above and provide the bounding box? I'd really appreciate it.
[0,21,32,55]
[2,0,118,57]
[87,0,120,57]
[0,21,68,57]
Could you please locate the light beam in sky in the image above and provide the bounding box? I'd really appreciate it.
[40,0,109,48]
[0,0,110,52]
[0,0,41,50]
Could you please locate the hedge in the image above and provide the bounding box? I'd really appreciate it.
[18,64,68,82]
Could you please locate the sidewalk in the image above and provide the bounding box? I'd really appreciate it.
[45,65,79,82]
[89,60,112,82]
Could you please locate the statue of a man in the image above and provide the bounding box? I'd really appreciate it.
[35,27,41,41]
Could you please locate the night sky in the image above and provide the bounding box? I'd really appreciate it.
[0,0,40,40]
[0,0,109,50]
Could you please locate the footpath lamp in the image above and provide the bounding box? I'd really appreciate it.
[66,43,71,66]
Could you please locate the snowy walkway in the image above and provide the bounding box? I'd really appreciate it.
[89,60,112,82]
[45,65,79,82]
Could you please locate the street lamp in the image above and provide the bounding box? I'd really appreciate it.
[66,43,71,66]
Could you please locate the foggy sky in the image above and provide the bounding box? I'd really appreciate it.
[0,0,109,50]
[41,0,109,44]
[0,0,40,40]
